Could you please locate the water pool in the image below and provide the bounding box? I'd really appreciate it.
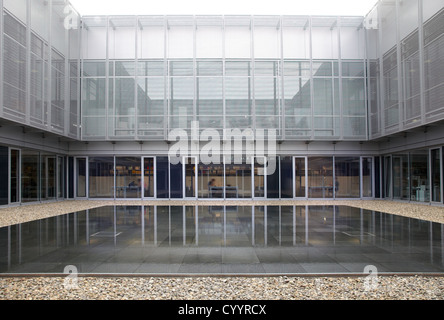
[0,205,443,275]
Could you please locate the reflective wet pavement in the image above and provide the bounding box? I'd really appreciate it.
[1,205,443,275]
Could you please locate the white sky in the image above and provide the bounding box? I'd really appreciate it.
[69,0,379,16]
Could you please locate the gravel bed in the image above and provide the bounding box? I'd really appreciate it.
[0,275,443,300]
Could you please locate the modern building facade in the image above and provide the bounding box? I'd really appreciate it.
[0,0,443,206]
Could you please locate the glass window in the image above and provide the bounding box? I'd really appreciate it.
[82,61,107,77]
[313,78,333,115]
[22,150,40,202]
[362,157,373,198]
[308,157,333,198]
[335,157,360,198]
[10,149,20,203]
[40,155,56,200]
[283,61,310,77]
[392,154,409,200]
[199,161,224,199]
[115,157,141,199]
[342,61,365,77]
[156,157,169,199]
[138,61,165,77]
[280,156,293,198]
[431,149,441,202]
[410,150,429,202]
[225,61,251,76]
[225,156,252,198]
[0,147,8,205]
[89,157,114,198]
[143,158,155,198]
[170,162,183,199]
[115,61,136,76]
[267,157,280,199]
[197,61,223,76]
[295,157,307,198]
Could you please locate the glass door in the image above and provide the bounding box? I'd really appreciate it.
[57,156,65,199]
[184,157,197,198]
[253,157,266,198]
[293,156,307,198]
[75,157,87,198]
[10,149,20,203]
[431,148,441,203]
[143,157,156,198]
[361,156,373,198]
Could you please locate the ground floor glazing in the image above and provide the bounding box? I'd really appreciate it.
[0,144,443,206]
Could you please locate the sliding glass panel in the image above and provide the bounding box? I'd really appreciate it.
[254,157,266,198]
[335,157,360,198]
[22,150,40,203]
[431,149,441,202]
[308,157,333,198]
[115,157,141,199]
[267,156,280,199]
[294,157,307,198]
[41,155,56,200]
[10,149,20,203]
[156,157,169,199]
[384,156,392,198]
[362,157,373,198]
[224,156,252,198]
[89,157,114,198]
[76,158,87,198]
[392,154,409,200]
[410,150,429,202]
[0,147,8,205]
[184,157,196,198]
[143,158,155,198]
[170,162,183,199]
[57,156,65,199]
[280,156,293,198]
[198,161,224,198]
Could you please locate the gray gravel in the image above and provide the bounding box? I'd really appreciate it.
[0,275,443,300]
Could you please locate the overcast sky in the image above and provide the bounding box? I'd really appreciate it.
[69,0,379,16]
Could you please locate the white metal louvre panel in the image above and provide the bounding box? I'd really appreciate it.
[423,8,444,120]
[3,12,26,118]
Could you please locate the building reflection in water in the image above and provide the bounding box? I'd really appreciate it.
[0,205,443,274]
